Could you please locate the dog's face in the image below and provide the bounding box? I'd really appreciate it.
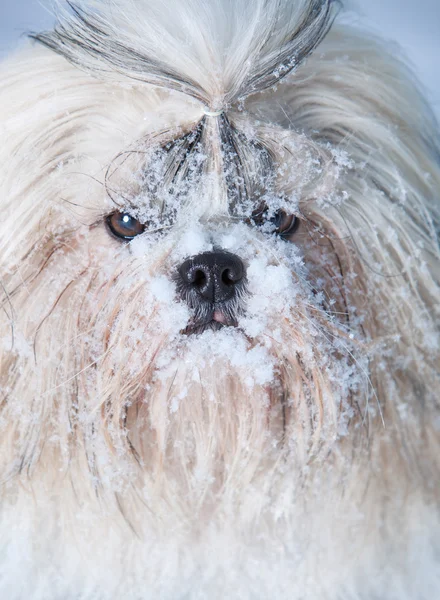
[0,0,439,582]
[9,106,361,511]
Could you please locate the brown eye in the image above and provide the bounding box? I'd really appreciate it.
[106,211,145,240]
[251,205,300,239]
[270,210,300,238]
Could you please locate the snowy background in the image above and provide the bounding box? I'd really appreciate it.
[0,0,439,118]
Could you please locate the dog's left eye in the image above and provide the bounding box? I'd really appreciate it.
[251,206,299,239]
[270,210,299,238]
[106,212,145,240]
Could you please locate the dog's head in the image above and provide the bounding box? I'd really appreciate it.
[0,0,439,528]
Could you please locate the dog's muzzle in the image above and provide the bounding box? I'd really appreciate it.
[177,250,246,334]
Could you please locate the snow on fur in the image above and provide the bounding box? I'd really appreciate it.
[0,0,439,599]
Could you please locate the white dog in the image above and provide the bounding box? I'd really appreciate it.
[0,0,439,598]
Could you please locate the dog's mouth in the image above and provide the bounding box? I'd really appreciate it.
[182,309,238,335]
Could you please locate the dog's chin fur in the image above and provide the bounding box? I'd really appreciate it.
[0,1,439,598]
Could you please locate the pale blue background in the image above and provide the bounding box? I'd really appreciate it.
[0,0,439,116]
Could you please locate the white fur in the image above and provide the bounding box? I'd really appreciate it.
[0,1,439,598]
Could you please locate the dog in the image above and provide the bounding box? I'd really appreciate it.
[0,0,439,598]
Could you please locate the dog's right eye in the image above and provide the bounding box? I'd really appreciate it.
[106,212,145,240]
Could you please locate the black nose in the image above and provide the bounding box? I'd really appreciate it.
[178,250,246,304]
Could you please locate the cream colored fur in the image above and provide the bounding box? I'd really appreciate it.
[0,1,439,598]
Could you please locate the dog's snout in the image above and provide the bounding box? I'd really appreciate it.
[178,250,245,304]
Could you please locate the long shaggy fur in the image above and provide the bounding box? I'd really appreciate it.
[0,1,439,598]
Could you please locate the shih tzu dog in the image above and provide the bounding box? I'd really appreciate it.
[0,0,439,598]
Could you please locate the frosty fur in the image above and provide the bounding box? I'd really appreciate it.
[0,0,439,598]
